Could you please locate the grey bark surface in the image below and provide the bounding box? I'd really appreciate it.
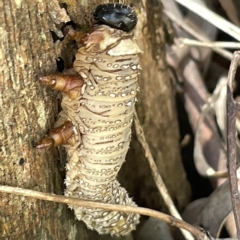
[0,0,190,239]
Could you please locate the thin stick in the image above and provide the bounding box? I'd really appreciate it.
[227,51,240,240]
[0,185,207,240]
[180,38,240,49]
[165,11,233,61]
[133,110,195,240]
[174,0,240,42]
[194,78,228,179]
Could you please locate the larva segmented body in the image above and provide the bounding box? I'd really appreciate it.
[38,4,141,235]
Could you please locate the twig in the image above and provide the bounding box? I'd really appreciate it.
[194,78,228,179]
[227,51,240,240]
[180,38,240,49]
[133,110,195,240]
[165,11,233,61]
[0,185,208,240]
[194,102,228,178]
[174,0,240,42]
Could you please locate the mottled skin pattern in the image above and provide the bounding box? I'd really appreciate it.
[62,25,142,235]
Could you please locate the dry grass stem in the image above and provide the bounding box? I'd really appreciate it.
[174,0,240,41]
[194,81,228,179]
[180,38,240,49]
[133,110,195,240]
[0,185,208,240]
[165,11,233,61]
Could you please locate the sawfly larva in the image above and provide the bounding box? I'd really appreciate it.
[37,3,141,235]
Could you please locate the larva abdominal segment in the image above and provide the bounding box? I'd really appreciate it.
[38,4,141,236]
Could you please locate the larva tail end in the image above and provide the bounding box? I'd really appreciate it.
[67,181,140,236]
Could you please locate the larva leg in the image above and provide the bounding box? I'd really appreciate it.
[39,74,84,100]
[66,28,89,44]
[36,121,76,149]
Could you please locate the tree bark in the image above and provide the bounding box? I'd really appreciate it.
[120,1,191,212]
[0,0,190,239]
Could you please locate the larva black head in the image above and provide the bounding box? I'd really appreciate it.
[93,4,137,32]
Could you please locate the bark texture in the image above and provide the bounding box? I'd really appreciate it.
[120,1,191,212]
[0,0,190,239]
